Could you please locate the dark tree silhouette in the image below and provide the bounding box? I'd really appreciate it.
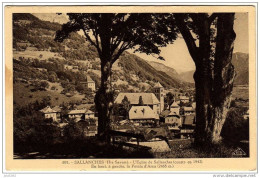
[121,96,131,119]
[174,13,236,144]
[55,13,178,141]
[165,92,174,110]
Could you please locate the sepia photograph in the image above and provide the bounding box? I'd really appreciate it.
[4,5,257,172]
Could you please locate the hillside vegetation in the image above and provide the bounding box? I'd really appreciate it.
[13,13,191,94]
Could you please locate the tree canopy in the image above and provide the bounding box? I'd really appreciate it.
[55,13,179,62]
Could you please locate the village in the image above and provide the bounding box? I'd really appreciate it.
[39,74,197,153]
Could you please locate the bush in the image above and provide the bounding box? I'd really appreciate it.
[221,107,249,144]
[13,113,60,153]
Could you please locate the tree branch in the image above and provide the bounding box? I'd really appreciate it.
[175,14,199,63]
[92,27,102,56]
[208,13,218,24]
[111,41,130,64]
[83,28,97,48]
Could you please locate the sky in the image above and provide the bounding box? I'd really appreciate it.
[34,13,249,73]
[130,13,249,73]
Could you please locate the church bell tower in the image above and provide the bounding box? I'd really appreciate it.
[153,82,164,113]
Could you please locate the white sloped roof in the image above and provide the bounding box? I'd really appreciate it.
[68,109,86,115]
[170,101,179,107]
[40,106,57,114]
[86,110,94,114]
[129,106,159,120]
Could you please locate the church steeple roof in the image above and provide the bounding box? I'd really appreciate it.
[154,82,163,88]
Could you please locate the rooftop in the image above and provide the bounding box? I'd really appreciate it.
[183,107,195,112]
[182,115,196,125]
[154,82,163,88]
[40,106,59,114]
[81,76,94,83]
[86,110,94,114]
[68,109,87,115]
[115,93,160,105]
[180,96,189,100]
[129,106,159,120]
[170,101,179,108]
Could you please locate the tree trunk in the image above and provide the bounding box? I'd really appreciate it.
[209,13,236,143]
[176,13,236,145]
[194,13,236,145]
[95,60,113,142]
[94,14,114,143]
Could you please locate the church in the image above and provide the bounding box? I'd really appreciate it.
[114,82,165,114]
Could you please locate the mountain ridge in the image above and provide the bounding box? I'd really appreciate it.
[178,52,249,85]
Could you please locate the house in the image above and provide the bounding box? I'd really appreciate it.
[180,114,196,139]
[72,65,78,70]
[52,106,62,119]
[40,106,61,122]
[75,120,97,137]
[80,76,95,91]
[165,111,182,130]
[68,109,87,122]
[64,64,73,70]
[68,109,98,125]
[183,107,195,115]
[129,106,159,127]
[85,110,95,119]
[160,110,182,135]
[170,101,180,115]
[85,110,98,126]
[180,96,190,103]
[75,60,93,69]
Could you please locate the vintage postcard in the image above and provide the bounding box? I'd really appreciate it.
[4,5,257,172]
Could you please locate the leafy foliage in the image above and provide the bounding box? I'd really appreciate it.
[55,13,178,61]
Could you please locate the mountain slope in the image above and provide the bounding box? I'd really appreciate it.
[180,70,195,83]
[232,52,249,85]
[13,13,190,91]
[118,53,188,89]
[179,52,249,85]
[147,61,182,83]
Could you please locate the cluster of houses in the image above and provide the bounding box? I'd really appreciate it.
[114,82,196,139]
[39,80,195,140]
[39,106,98,136]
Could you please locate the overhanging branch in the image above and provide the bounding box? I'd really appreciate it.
[208,13,218,24]
[175,14,199,63]
[82,28,101,54]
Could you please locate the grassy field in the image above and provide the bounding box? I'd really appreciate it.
[232,85,249,107]
[232,85,249,100]
[154,139,241,158]
[13,50,64,61]
[14,82,85,107]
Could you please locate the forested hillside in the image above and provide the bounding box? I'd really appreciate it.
[13,13,190,92]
